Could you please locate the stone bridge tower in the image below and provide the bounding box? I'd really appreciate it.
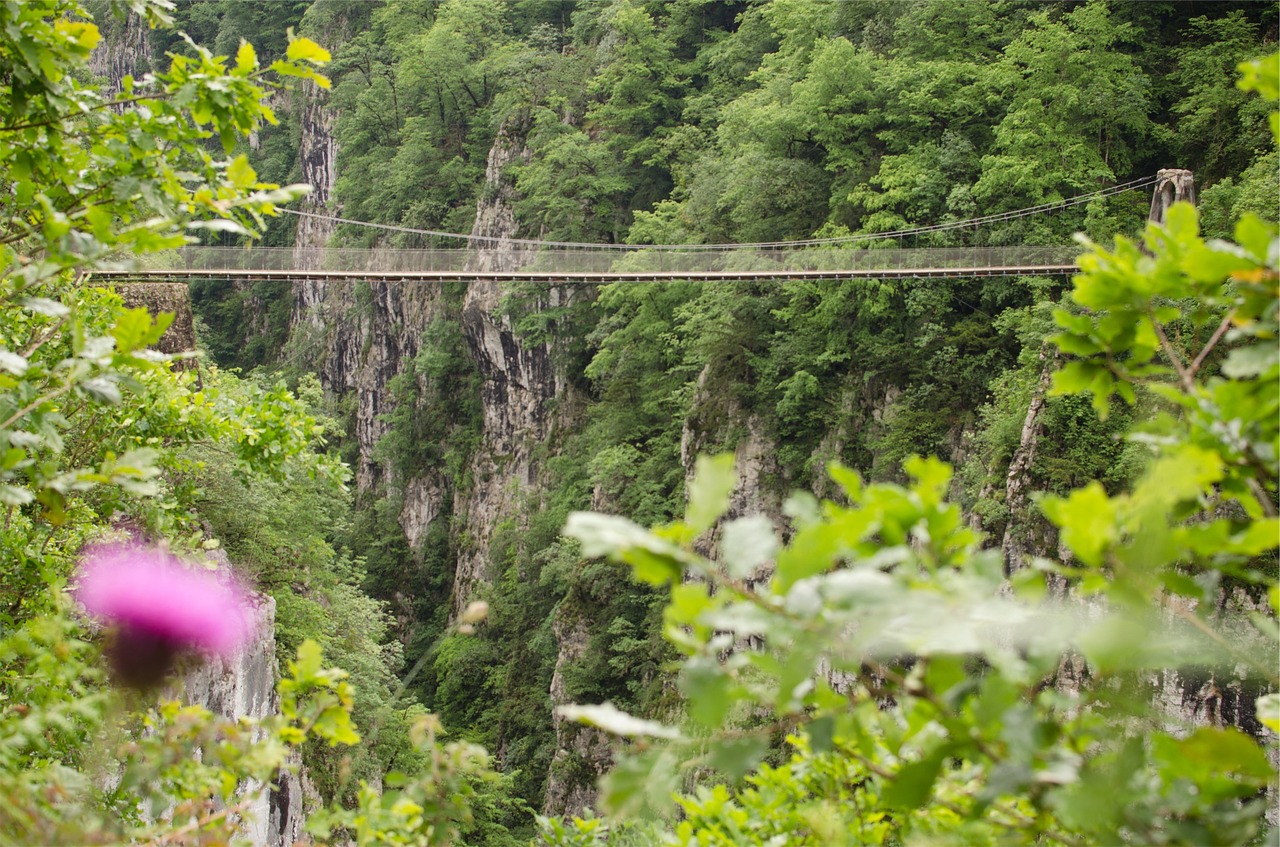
[1149,168,1196,223]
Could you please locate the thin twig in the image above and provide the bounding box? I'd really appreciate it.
[1150,316,1193,392]
[1187,312,1235,379]
[39,526,56,556]
[135,798,252,846]
[1245,477,1278,518]
[0,94,169,133]
[843,746,1084,847]
[1161,594,1279,685]
[21,316,69,358]
[0,382,73,430]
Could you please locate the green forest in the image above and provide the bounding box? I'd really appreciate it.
[1,0,1278,845]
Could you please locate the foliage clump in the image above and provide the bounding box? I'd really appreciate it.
[543,54,1280,847]
[0,1,513,843]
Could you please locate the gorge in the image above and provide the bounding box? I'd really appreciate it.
[77,1,1280,843]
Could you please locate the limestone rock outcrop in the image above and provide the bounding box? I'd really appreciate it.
[177,561,306,846]
[87,11,151,95]
[543,611,614,818]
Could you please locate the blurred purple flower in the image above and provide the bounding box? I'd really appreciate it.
[74,544,253,687]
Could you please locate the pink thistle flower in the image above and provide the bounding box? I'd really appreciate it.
[74,544,253,688]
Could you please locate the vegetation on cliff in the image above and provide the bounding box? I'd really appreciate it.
[224,1,1276,829]
[2,0,1275,845]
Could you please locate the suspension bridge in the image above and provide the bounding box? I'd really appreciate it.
[89,174,1176,284]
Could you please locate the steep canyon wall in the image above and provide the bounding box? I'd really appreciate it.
[91,3,1277,827]
[178,587,307,847]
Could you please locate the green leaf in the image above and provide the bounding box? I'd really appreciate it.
[313,701,361,747]
[38,487,67,526]
[828,462,863,500]
[625,549,684,586]
[557,703,680,740]
[1164,202,1200,242]
[904,455,951,505]
[685,454,736,535]
[599,747,681,819]
[1049,360,1121,417]
[290,638,324,681]
[268,59,331,90]
[1233,518,1280,556]
[774,517,865,592]
[1238,53,1280,101]
[0,484,35,506]
[1077,615,1174,673]
[681,657,742,729]
[1221,342,1277,379]
[235,40,257,74]
[187,218,252,236]
[1040,482,1116,568]
[1182,241,1255,283]
[806,715,837,754]
[55,19,100,51]
[1233,214,1277,263]
[0,350,28,376]
[1256,693,1280,734]
[1170,727,1273,781]
[1050,359,1102,397]
[19,297,69,317]
[881,751,945,810]
[1132,445,1224,515]
[565,512,688,585]
[285,36,331,65]
[112,307,171,352]
[112,447,161,476]
[720,515,778,579]
[78,377,122,404]
[1159,571,1205,602]
[227,154,257,189]
[565,512,654,558]
[219,124,236,154]
[705,736,768,782]
[1053,331,1101,357]
[923,655,971,705]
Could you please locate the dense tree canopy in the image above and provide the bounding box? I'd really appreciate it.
[5,1,1275,845]
[247,2,1276,837]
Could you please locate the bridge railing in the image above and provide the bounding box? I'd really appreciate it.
[157,245,1082,276]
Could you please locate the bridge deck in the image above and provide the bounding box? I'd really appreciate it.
[91,264,1078,284]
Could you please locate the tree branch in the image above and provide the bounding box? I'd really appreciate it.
[1187,311,1234,380]
[0,94,168,133]
[0,381,74,430]
[1150,316,1193,392]
[1160,593,1279,685]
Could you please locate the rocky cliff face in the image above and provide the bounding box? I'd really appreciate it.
[449,118,560,614]
[292,81,339,327]
[543,610,614,818]
[179,587,305,847]
[290,111,599,810]
[291,6,359,329]
[87,10,151,95]
[276,10,429,493]
[304,112,570,615]
[114,283,306,847]
[321,281,446,491]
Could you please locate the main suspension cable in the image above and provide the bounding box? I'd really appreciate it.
[277,175,1158,252]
